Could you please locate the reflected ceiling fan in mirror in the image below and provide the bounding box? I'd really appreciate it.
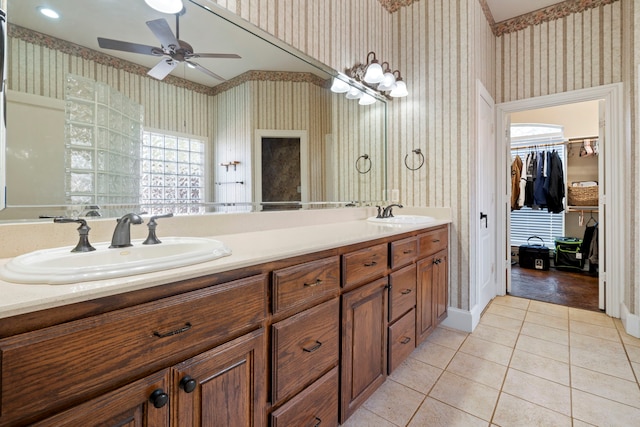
[97,10,241,81]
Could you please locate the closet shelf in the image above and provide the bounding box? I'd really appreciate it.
[567,206,598,212]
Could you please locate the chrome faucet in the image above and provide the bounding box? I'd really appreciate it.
[110,213,144,248]
[382,204,403,218]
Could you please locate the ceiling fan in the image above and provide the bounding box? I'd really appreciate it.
[97,12,241,81]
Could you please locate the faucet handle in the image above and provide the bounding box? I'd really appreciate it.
[143,213,174,245]
[53,217,96,252]
[375,205,384,218]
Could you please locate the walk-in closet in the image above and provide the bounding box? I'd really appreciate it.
[508,101,600,312]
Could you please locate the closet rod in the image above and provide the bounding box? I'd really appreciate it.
[510,141,566,151]
[567,135,598,144]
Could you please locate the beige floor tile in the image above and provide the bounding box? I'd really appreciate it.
[524,311,569,330]
[426,326,469,350]
[428,371,500,421]
[362,379,424,426]
[570,320,621,342]
[492,392,571,427]
[632,362,640,380]
[571,365,640,408]
[570,332,627,357]
[470,323,519,348]
[485,304,527,321]
[408,397,488,427]
[509,348,570,386]
[527,300,569,319]
[569,307,615,328]
[458,336,514,366]
[570,347,635,380]
[515,334,569,363]
[615,319,640,348]
[520,321,569,345]
[410,341,456,369]
[446,352,507,390]
[479,312,523,333]
[491,295,530,310]
[625,342,640,363]
[340,406,399,427]
[571,420,597,427]
[502,368,571,416]
[572,389,640,426]
[389,357,443,394]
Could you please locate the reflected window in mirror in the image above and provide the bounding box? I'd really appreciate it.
[141,131,207,215]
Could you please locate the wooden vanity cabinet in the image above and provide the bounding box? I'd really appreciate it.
[340,276,388,422]
[416,226,449,344]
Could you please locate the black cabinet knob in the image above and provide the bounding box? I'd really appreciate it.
[180,375,198,393]
[149,389,169,408]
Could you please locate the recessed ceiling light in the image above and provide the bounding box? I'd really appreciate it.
[37,6,60,19]
[144,0,184,14]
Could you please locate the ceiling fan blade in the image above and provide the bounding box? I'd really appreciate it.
[97,37,162,56]
[189,53,242,59]
[147,59,178,80]
[146,19,179,50]
[187,61,226,81]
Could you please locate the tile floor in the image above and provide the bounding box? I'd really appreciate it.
[341,295,640,426]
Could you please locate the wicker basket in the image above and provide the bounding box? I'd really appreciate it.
[567,186,598,206]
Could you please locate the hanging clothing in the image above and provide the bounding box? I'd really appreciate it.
[524,152,536,207]
[533,151,547,208]
[546,150,565,213]
[511,156,523,210]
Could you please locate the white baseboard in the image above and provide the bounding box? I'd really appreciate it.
[440,305,483,333]
[620,302,640,338]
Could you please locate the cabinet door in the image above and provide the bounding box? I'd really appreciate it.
[434,250,448,325]
[172,329,266,427]
[32,370,170,427]
[340,277,388,423]
[416,257,436,344]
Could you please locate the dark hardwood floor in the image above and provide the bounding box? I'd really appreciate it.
[510,264,600,312]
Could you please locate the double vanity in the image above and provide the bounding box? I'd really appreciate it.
[0,207,450,426]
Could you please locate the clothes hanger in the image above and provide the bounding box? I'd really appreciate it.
[586,211,598,227]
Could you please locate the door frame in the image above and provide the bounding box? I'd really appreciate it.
[496,83,625,318]
[253,129,309,208]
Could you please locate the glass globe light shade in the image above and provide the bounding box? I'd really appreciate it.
[376,72,397,91]
[145,0,184,14]
[345,87,364,100]
[359,93,377,105]
[390,80,408,97]
[330,78,350,93]
[363,62,384,84]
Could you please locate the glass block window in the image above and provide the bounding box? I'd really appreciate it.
[65,74,143,217]
[140,131,206,215]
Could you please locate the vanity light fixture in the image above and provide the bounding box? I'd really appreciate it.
[343,51,408,100]
[37,6,60,19]
[144,0,184,14]
[362,52,384,84]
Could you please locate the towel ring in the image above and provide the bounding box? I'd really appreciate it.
[404,148,425,171]
[356,154,372,174]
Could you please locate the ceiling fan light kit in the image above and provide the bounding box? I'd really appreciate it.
[144,0,184,14]
[97,8,240,82]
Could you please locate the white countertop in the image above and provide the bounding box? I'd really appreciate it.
[0,216,450,319]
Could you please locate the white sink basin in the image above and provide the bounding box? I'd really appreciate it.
[367,215,436,226]
[0,237,232,285]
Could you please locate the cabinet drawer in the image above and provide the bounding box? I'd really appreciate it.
[388,308,416,373]
[390,237,417,269]
[342,243,388,289]
[272,256,340,314]
[418,227,448,258]
[0,275,267,424]
[271,366,339,427]
[388,264,417,323]
[272,298,340,404]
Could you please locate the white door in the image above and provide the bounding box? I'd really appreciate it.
[477,84,497,312]
[597,100,606,310]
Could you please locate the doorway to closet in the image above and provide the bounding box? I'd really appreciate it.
[508,103,600,312]
[495,83,626,319]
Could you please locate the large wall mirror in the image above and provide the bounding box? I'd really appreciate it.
[1,0,387,221]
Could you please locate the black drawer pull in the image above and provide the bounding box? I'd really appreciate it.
[402,249,413,254]
[304,279,323,287]
[180,375,198,393]
[153,322,192,338]
[400,337,412,344]
[313,417,322,427]
[433,259,441,265]
[149,389,169,408]
[302,340,322,353]
[400,288,412,295]
[432,239,440,243]
[364,261,378,267]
